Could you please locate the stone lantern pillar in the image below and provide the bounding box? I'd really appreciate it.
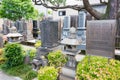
[59,27,81,80]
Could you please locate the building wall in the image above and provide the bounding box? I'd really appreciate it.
[52,9,78,20]
[52,4,107,20]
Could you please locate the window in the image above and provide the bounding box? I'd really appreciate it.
[58,11,66,16]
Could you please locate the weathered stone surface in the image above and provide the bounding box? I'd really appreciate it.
[87,20,116,58]
[40,20,59,48]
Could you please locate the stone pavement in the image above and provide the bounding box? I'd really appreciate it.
[0,71,22,80]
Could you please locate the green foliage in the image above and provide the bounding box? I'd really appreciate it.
[0,0,38,21]
[0,48,6,65]
[34,40,41,48]
[29,49,36,58]
[25,49,36,60]
[48,0,66,6]
[24,70,37,80]
[47,10,52,15]
[38,12,44,20]
[38,66,58,80]
[2,64,37,80]
[0,48,3,55]
[77,56,120,80]
[47,50,67,67]
[3,64,31,76]
[4,43,24,68]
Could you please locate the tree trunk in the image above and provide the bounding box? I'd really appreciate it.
[117,0,120,18]
[106,0,118,19]
[83,0,103,20]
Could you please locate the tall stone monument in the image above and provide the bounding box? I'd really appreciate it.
[87,20,116,58]
[15,20,34,41]
[40,20,59,48]
[2,19,10,34]
[77,11,86,50]
[33,20,38,38]
[62,16,71,39]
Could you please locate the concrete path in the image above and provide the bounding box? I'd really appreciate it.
[0,71,22,80]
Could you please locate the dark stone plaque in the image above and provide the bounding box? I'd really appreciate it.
[40,20,59,48]
[86,20,116,58]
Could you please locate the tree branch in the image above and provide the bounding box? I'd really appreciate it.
[33,0,103,19]
[83,0,103,19]
[33,0,84,11]
[100,0,108,5]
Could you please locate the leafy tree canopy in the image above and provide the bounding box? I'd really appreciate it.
[0,0,38,21]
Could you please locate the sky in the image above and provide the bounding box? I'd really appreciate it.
[66,0,108,5]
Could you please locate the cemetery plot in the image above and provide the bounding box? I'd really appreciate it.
[86,20,116,58]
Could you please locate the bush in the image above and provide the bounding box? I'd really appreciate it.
[0,48,5,64]
[24,70,37,80]
[29,49,36,59]
[4,43,24,68]
[0,48,3,55]
[2,64,36,80]
[34,40,41,48]
[0,57,6,65]
[77,56,120,80]
[47,50,67,67]
[24,49,36,61]
[38,66,58,80]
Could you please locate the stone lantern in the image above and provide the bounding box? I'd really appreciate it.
[6,26,23,42]
[60,27,81,80]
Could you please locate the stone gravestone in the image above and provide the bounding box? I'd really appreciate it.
[40,20,59,48]
[87,20,116,58]
[70,15,78,28]
[15,20,24,33]
[0,19,3,32]
[0,36,3,48]
[15,20,34,41]
[62,16,71,39]
[33,20,38,38]
[77,11,86,50]
[2,19,10,34]
[32,20,59,70]
[26,20,34,41]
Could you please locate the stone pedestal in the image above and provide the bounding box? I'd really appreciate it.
[31,47,52,71]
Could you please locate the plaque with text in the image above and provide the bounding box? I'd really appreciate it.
[86,20,116,58]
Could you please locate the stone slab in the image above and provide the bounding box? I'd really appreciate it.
[87,20,116,58]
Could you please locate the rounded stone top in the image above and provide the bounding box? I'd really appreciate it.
[10,26,17,33]
[69,27,76,33]
[11,26,16,29]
